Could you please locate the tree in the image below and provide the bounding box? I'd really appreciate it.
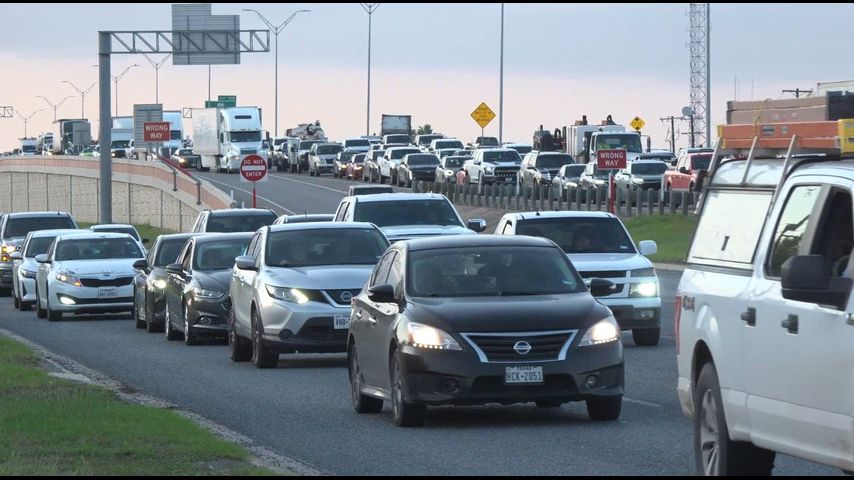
[416,124,433,135]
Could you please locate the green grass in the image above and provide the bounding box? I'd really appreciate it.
[623,215,697,263]
[78,223,175,243]
[0,336,277,476]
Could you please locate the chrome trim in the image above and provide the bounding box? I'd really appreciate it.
[459,330,578,364]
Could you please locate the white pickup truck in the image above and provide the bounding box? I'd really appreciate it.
[676,119,854,475]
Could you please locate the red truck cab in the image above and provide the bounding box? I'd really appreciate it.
[663,152,712,192]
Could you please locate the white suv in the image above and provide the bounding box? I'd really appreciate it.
[676,121,854,475]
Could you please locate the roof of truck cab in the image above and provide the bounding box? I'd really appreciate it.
[504,211,615,221]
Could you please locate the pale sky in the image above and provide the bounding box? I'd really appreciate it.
[1,3,852,152]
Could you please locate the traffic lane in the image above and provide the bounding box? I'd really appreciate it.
[0,297,836,475]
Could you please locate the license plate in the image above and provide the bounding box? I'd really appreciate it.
[505,366,544,385]
[98,287,117,298]
[333,314,351,330]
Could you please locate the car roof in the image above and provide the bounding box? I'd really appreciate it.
[193,232,254,244]
[56,232,136,241]
[507,211,616,221]
[90,224,136,230]
[404,233,555,252]
[346,192,447,203]
[268,222,379,233]
[5,211,73,219]
[208,208,275,217]
[630,159,668,165]
[387,146,421,152]
[476,148,516,153]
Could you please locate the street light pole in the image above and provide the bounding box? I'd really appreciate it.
[142,53,171,104]
[243,8,310,138]
[111,64,140,117]
[361,4,381,137]
[37,95,74,122]
[499,3,504,145]
[60,80,96,119]
[15,109,43,138]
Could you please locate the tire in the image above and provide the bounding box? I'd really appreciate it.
[694,363,776,475]
[586,395,622,421]
[251,310,278,369]
[20,300,32,312]
[13,292,20,309]
[229,310,252,362]
[535,400,563,408]
[390,349,427,427]
[134,289,146,329]
[349,345,384,414]
[183,304,199,346]
[165,307,182,341]
[145,296,163,333]
[391,173,397,186]
[36,286,47,319]
[632,328,660,347]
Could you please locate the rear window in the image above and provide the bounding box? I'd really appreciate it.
[535,155,573,169]
[206,213,275,233]
[4,217,76,239]
[688,190,773,268]
[690,154,712,170]
[407,155,439,166]
[435,140,464,150]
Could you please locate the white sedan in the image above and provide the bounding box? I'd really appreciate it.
[10,228,81,311]
[34,232,145,321]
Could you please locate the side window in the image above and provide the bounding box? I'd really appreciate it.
[810,188,853,278]
[46,240,56,259]
[766,185,823,277]
[146,240,157,264]
[335,201,350,222]
[502,220,514,235]
[386,253,404,295]
[371,252,396,287]
[181,242,193,272]
[246,233,261,258]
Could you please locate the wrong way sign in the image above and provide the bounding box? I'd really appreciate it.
[597,149,627,170]
[240,154,268,183]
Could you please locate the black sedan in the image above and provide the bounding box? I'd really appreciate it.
[347,235,624,427]
[133,233,196,332]
[397,153,440,188]
[164,232,252,345]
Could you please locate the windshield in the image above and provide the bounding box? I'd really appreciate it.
[588,165,611,179]
[478,137,499,147]
[316,145,342,155]
[516,217,636,254]
[193,239,249,271]
[385,135,411,144]
[691,154,712,170]
[595,134,642,153]
[631,163,668,175]
[483,150,521,163]
[55,238,142,261]
[354,200,463,228]
[265,228,389,267]
[274,139,286,146]
[389,148,421,160]
[230,131,262,143]
[155,238,188,267]
[407,155,439,166]
[435,140,464,150]
[352,154,366,164]
[345,139,371,148]
[22,145,37,152]
[370,150,385,161]
[5,217,76,239]
[536,155,573,169]
[177,149,194,156]
[408,246,584,297]
[206,214,275,233]
[93,227,139,241]
[563,165,586,178]
[444,157,466,169]
[25,236,59,257]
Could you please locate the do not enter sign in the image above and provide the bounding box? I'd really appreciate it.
[240,154,268,182]
[597,149,627,170]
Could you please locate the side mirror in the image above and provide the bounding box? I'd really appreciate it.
[589,278,616,297]
[467,219,487,233]
[165,263,184,275]
[235,255,258,271]
[35,254,50,264]
[9,251,21,261]
[679,167,689,174]
[638,240,658,257]
[133,259,148,270]
[671,159,678,167]
[368,284,396,303]
[781,255,852,309]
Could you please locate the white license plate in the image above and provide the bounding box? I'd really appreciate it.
[333,313,352,330]
[505,366,544,385]
[98,287,117,298]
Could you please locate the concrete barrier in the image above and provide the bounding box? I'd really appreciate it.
[0,156,235,232]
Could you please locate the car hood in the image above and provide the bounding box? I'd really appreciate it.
[485,161,520,167]
[193,269,233,291]
[264,264,374,290]
[565,253,652,273]
[55,258,140,276]
[380,225,474,241]
[632,174,663,181]
[407,293,609,332]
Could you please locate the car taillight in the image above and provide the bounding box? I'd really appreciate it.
[674,295,682,355]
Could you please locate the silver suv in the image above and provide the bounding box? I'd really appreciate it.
[228,223,390,368]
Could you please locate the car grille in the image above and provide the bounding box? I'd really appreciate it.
[240,148,257,154]
[323,289,361,306]
[80,277,134,287]
[461,331,577,363]
[494,167,519,179]
[579,270,626,279]
[297,317,349,342]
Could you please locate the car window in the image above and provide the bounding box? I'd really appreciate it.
[55,238,142,261]
[205,213,275,233]
[25,236,59,257]
[265,228,388,268]
[4,216,75,238]
[194,238,251,271]
[766,185,823,277]
[371,251,396,287]
[181,242,193,271]
[516,217,636,254]
[246,233,261,258]
[386,253,404,293]
[812,188,854,277]
[689,190,773,267]
[155,238,188,267]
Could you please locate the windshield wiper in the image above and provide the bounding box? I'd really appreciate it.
[497,291,542,296]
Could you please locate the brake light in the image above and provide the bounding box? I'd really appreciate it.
[674,295,682,355]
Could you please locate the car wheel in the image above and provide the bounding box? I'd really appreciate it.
[632,328,660,347]
[183,304,198,346]
[46,290,62,322]
[349,345,383,414]
[229,310,252,362]
[251,310,278,369]
[36,285,47,319]
[144,296,163,333]
[586,395,622,421]
[694,363,775,475]
[20,299,32,312]
[390,349,427,427]
[165,307,182,341]
[134,289,146,329]
[13,291,20,309]
[535,400,563,408]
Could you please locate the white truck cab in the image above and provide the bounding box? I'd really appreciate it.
[676,119,854,475]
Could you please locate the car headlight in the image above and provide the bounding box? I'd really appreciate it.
[632,177,645,184]
[265,285,309,304]
[578,316,620,347]
[55,273,83,287]
[1,245,16,254]
[406,322,462,351]
[445,169,455,176]
[149,278,167,290]
[192,286,224,299]
[630,268,656,278]
[21,269,37,279]
[629,282,658,297]
[484,166,494,174]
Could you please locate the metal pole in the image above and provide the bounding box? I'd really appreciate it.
[498,3,504,144]
[208,66,211,102]
[155,65,159,104]
[689,115,696,148]
[705,3,711,147]
[670,116,676,153]
[274,33,279,138]
[114,78,119,117]
[366,11,372,136]
[98,32,113,223]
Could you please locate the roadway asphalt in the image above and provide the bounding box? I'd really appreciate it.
[0,170,836,475]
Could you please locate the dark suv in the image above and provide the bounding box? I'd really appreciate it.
[191,209,277,234]
[1,211,78,295]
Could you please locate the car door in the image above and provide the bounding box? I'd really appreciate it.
[167,241,192,325]
[745,181,854,464]
[237,232,263,334]
[373,251,406,390]
[37,240,57,307]
[135,238,156,319]
[355,250,396,387]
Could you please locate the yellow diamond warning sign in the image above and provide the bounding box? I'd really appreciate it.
[630,116,645,131]
[471,102,496,129]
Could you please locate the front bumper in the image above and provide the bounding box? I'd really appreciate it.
[18,275,36,302]
[481,174,518,185]
[259,299,351,353]
[186,295,231,337]
[597,296,661,330]
[50,281,134,314]
[398,342,624,406]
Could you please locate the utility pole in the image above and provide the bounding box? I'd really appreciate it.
[498,3,504,145]
[660,115,691,153]
[37,95,74,122]
[783,88,813,98]
[361,4,381,137]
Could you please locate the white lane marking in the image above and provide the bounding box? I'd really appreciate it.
[624,397,662,408]
[267,174,350,194]
[202,176,296,214]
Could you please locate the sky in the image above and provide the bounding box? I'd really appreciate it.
[1,3,853,152]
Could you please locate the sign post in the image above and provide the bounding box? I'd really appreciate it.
[597,149,627,214]
[470,102,496,142]
[240,154,268,208]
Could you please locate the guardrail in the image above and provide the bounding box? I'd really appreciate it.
[412,181,700,217]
